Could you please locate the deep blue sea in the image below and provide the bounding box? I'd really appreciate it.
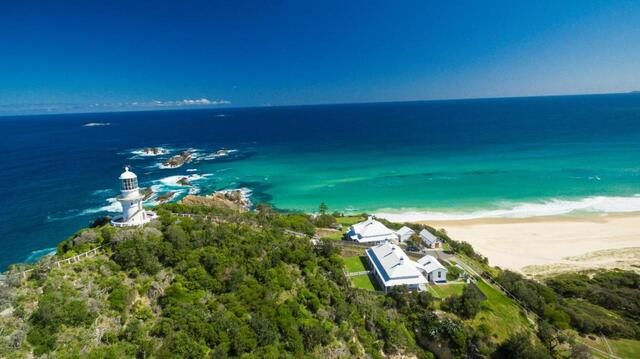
[2,93,640,270]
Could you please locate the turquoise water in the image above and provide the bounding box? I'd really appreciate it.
[1,93,640,269]
[197,140,640,217]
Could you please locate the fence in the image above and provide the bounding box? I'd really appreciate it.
[4,245,106,281]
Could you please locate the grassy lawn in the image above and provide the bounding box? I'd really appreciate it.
[351,273,377,291]
[317,228,344,240]
[429,283,466,299]
[577,335,640,358]
[470,280,533,343]
[609,338,640,358]
[343,256,368,273]
[336,215,365,226]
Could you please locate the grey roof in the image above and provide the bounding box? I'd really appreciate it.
[348,216,397,243]
[366,242,428,287]
[396,226,415,236]
[419,229,440,245]
[416,255,448,273]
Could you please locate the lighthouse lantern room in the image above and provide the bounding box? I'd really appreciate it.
[111,166,157,227]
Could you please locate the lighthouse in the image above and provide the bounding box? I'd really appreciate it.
[110,166,157,227]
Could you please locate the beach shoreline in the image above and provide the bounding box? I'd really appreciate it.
[410,212,640,277]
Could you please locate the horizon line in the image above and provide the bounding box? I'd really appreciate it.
[1,90,638,118]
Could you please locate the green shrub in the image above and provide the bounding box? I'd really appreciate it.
[442,283,485,319]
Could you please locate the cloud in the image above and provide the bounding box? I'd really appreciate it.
[132,98,231,107]
[0,97,231,116]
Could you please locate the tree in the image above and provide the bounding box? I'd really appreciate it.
[318,202,328,215]
[493,332,552,359]
[443,283,484,319]
[570,341,592,359]
[90,216,112,228]
[537,320,569,357]
[314,214,336,228]
[256,203,274,222]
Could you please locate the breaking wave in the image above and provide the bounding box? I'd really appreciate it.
[24,247,57,263]
[79,197,122,215]
[375,194,640,222]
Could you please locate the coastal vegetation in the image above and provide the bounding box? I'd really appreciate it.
[1,203,639,358]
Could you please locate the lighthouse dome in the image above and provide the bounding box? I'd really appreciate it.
[119,166,137,180]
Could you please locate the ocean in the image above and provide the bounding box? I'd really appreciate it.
[1,93,640,270]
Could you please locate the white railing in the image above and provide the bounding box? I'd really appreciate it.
[4,245,105,280]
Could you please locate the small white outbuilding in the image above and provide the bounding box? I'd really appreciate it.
[419,229,443,249]
[395,226,416,242]
[415,255,448,284]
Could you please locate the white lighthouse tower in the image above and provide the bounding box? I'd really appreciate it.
[111,167,157,227]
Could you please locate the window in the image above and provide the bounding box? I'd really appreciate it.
[438,271,441,278]
[122,178,138,191]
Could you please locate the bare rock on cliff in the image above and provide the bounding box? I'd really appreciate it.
[179,190,250,212]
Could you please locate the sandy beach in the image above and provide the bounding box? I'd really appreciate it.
[416,213,640,277]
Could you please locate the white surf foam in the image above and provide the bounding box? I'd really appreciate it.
[203,149,238,160]
[80,197,122,215]
[92,188,114,196]
[157,173,210,187]
[130,147,170,157]
[24,247,57,263]
[375,195,640,222]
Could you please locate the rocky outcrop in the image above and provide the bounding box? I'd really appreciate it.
[179,190,251,212]
[177,177,191,186]
[162,151,193,169]
[156,191,177,203]
[142,147,168,155]
[141,187,154,200]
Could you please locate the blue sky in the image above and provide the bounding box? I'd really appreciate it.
[1,1,639,115]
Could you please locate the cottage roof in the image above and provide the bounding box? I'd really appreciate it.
[419,229,440,245]
[349,216,397,242]
[366,242,428,286]
[396,226,415,236]
[416,255,448,273]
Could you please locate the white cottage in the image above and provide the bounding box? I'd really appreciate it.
[419,229,443,249]
[415,255,448,284]
[395,226,415,243]
[348,216,398,244]
[366,242,428,292]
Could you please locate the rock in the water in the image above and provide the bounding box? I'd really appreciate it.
[162,150,193,169]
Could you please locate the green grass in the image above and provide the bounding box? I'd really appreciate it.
[470,280,533,343]
[428,283,466,298]
[336,215,365,226]
[351,274,377,291]
[565,298,625,320]
[609,338,640,358]
[319,230,344,241]
[343,256,368,273]
[577,335,640,359]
